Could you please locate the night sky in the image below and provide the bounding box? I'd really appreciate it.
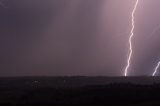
[0,0,160,76]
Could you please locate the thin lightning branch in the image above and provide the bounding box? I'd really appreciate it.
[150,24,160,76]
[152,61,160,76]
[124,0,139,76]
[147,24,160,40]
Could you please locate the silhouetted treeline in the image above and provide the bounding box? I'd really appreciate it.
[1,77,160,106]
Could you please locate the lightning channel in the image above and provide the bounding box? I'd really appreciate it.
[152,61,160,76]
[124,0,139,76]
[150,24,160,76]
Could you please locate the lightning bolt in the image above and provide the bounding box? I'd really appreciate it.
[150,25,160,76]
[124,0,139,76]
[152,61,160,76]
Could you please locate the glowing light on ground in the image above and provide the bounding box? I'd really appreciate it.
[124,0,139,76]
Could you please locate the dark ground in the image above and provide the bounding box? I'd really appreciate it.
[1,77,160,106]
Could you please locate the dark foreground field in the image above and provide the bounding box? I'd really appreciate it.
[1,77,160,106]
